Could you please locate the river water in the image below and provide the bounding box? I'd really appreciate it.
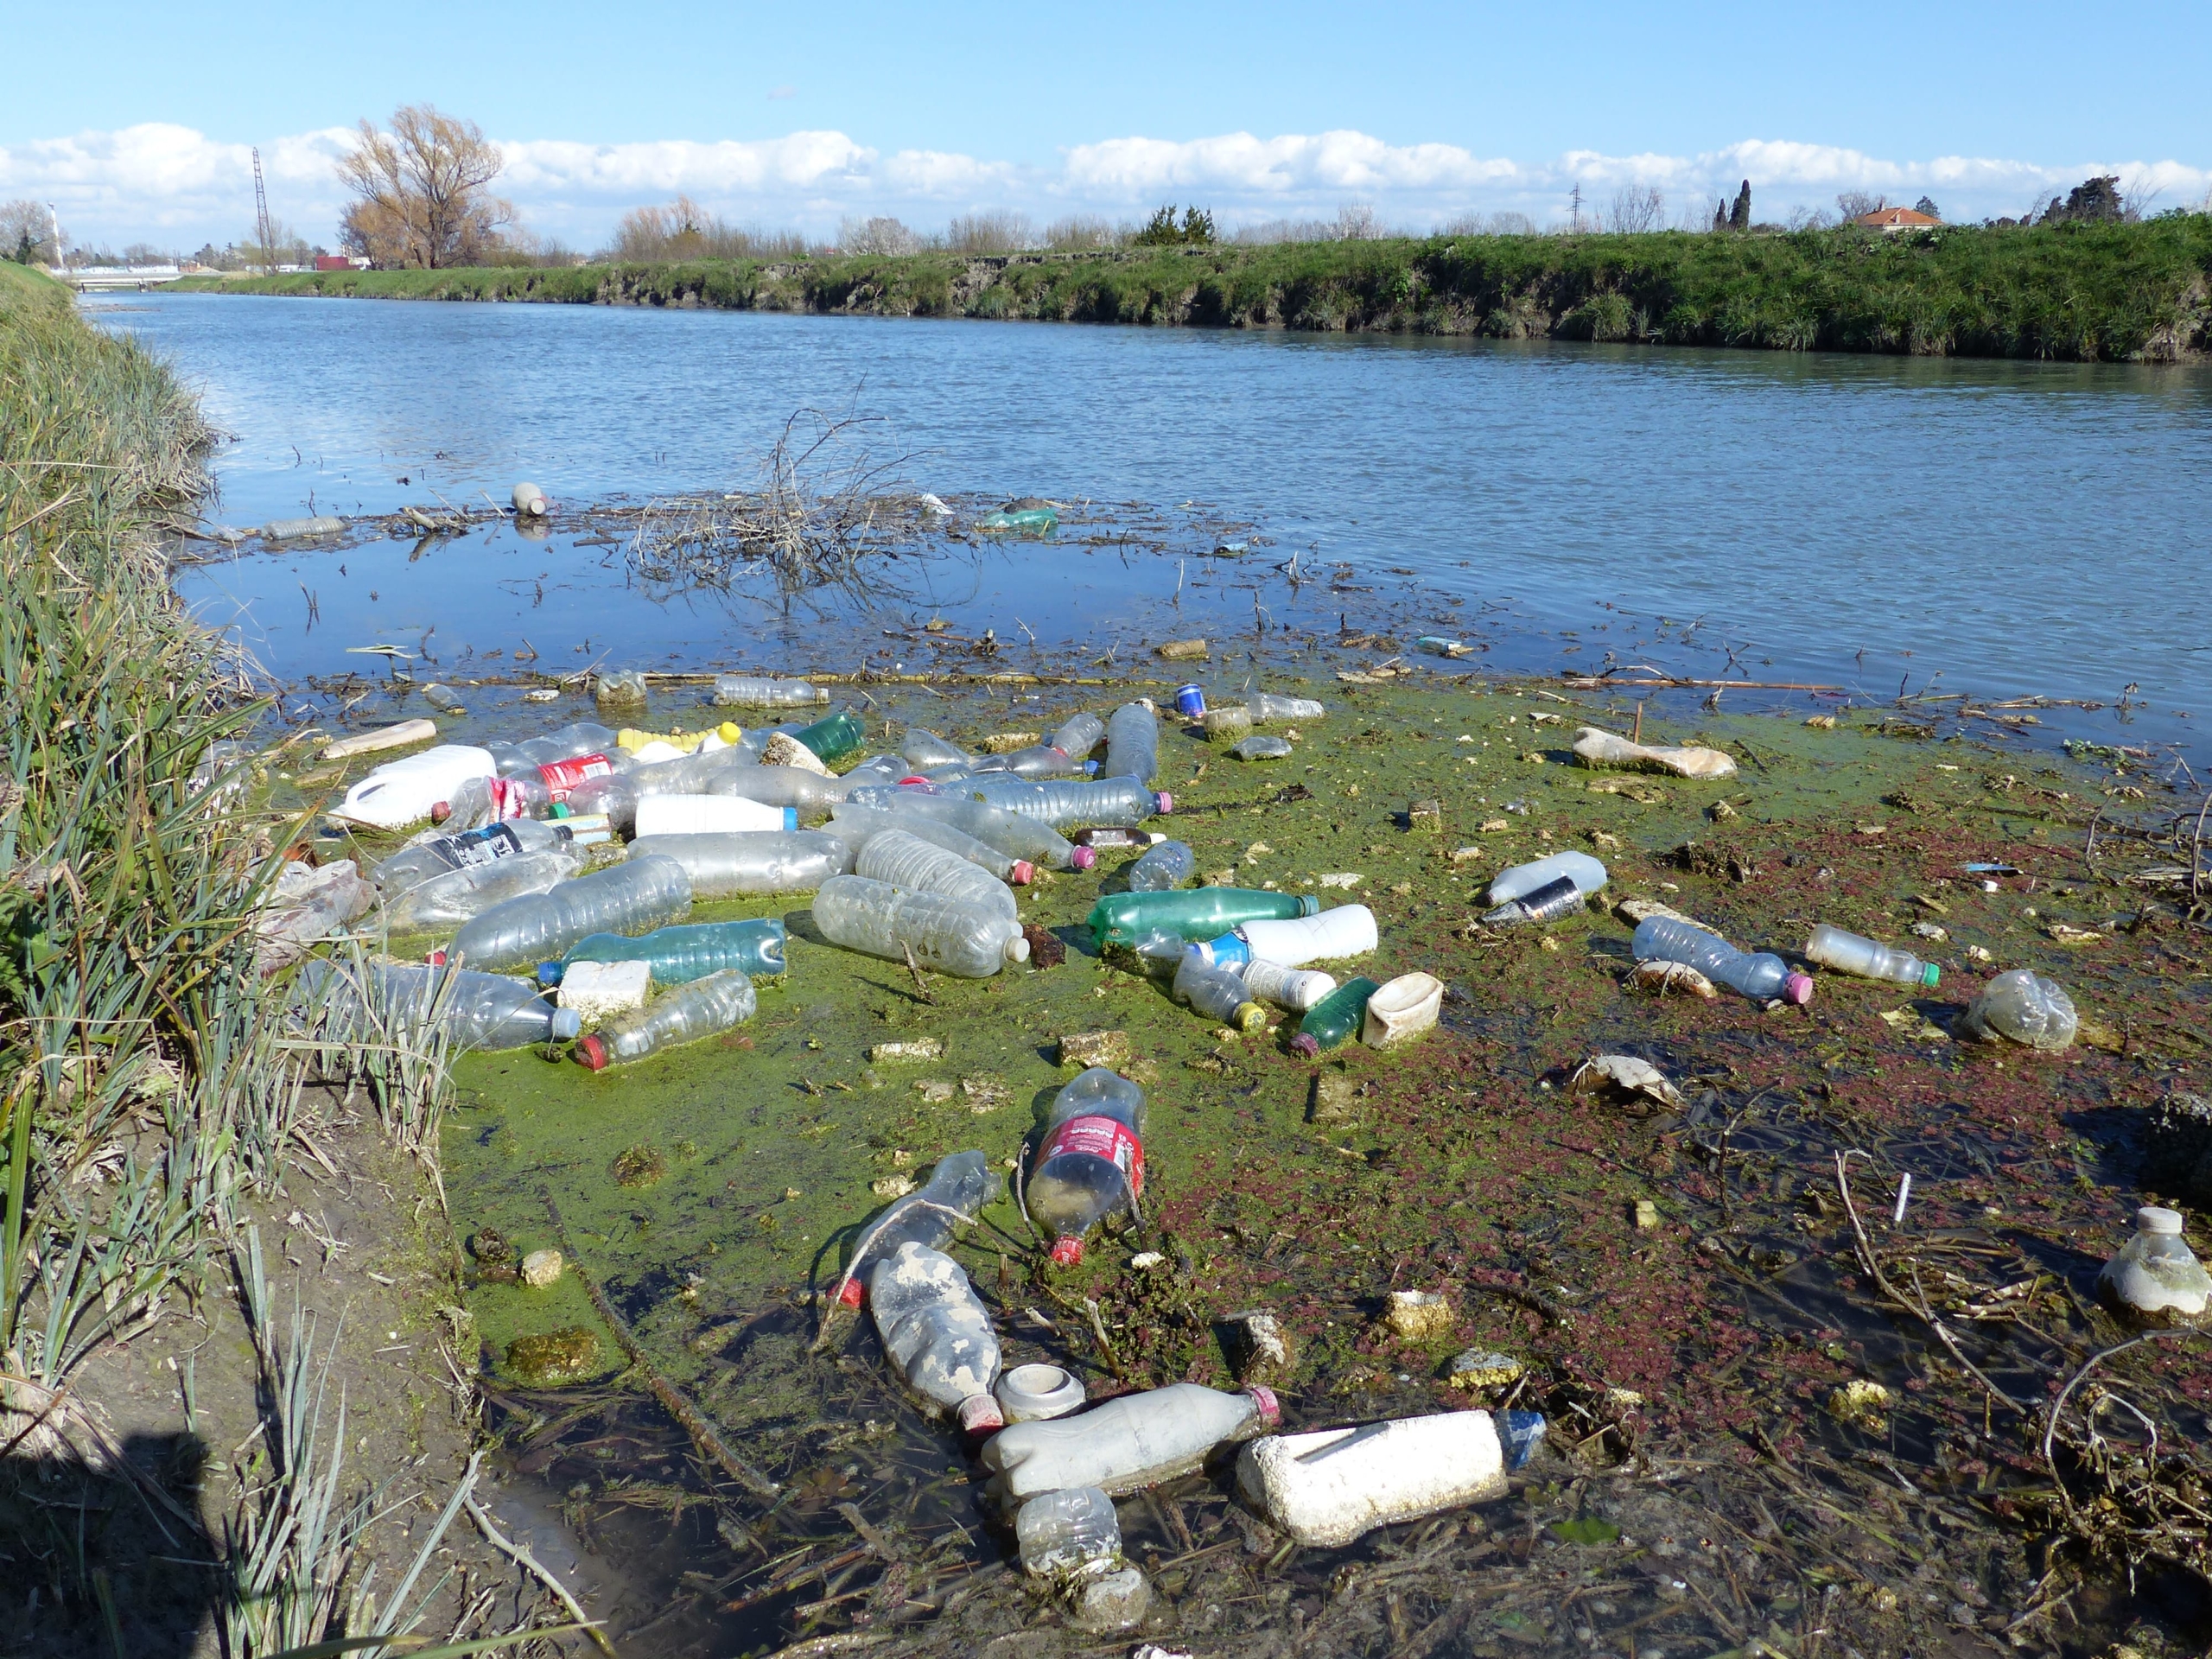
[97,291,2212,747]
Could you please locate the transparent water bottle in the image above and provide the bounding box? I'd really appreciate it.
[1126,839,1194,892]
[1239,958,1337,1011]
[995,744,1090,779]
[1087,888,1316,949]
[837,1151,999,1308]
[551,918,787,985]
[1123,925,1193,977]
[298,960,581,1052]
[376,817,607,892]
[983,1383,1279,1502]
[702,760,851,813]
[713,675,826,708]
[899,729,969,769]
[1017,1488,1121,1579]
[1249,693,1325,723]
[814,874,1030,977]
[829,804,1033,885]
[256,862,376,970]
[574,967,757,1070]
[2096,1205,2211,1321]
[383,848,586,934]
[1049,710,1107,760]
[1290,977,1382,1058]
[1960,969,2077,1051]
[842,791,1085,871]
[1633,917,1813,1005]
[1103,703,1160,785]
[450,854,693,973]
[626,830,853,897]
[968,774,1168,831]
[1026,1068,1147,1265]
[867,1242,1004,1433]
[1806,924,1940,989]
[486,722,617,779]
[1232,735,1294,761]
[1174,950,1265,1032]
[856,829,1019,921]
[422,683,466,715]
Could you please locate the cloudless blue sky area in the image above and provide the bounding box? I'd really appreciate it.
[8,0,2206,162]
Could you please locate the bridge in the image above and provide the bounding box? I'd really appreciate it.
[65,266,187,292]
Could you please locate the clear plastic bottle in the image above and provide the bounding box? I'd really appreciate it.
[899,729,970,769]
[634,795,796,836]
[1049,711,1107,760]
[255,862,376,970]
[1485,852,1608,908]
[1238,958,1338,1011]
[625,830,853,898]
[423,683,466,715]
[1806,924,1941,989]
[436,772,554,830]
[1173,950,1265,1032]
[298,961,581,1052]
[1291,977,1382,1058]
[556,772,639,836]
[1479,876,1588,928]
[856,830,1020,922]
[1026,1068,1147,1265]
[383,848,586,934]
[982,1382,1280,1503]
[574,967,758,1069]
[842,791,1085,872]
[1960,969,2077,1051]
[488,722,619,778]
[995,744,1090,779]
[554,918,788,985]
[1232,735,1294,761]
[828,804,1034,885]
[2096,1205,2211,1321]
[814,874,1029,977]
[375,817,606,893]
[713,675,826,708]
[450,854,693,973]
[1017,1488,1121,1580]
[969,775,1169,831]
[866,1242,1004,1433]
[1126,840,1195,892]
[1633,917,1814,1005]
[1087,888,1317,949]
[702,760,851,813]
[1103,703,1160,785]
[836,1151,1000,1308]
[1249,693,1325,723]
[1191,906,1377,970]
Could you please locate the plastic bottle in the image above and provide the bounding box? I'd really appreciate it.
[714,675,826,708]
[574,967,757,1070]
[1126,840,1195,892]
[1192,906,1377,970]
[450,855,693,973]
[1237,1410,1520,1548]
[494,722,620,776]
[374,817,607,893]
[828,804,1034,885]
[1025,1068,1147,1265]
[1479,876,1589,928]
[856,830,1019,922]
[835,1150,1000,1307]
[1249,693,1325,723]
[995,744,1091,779]
[1103,703,1160,785]
[512,480,548,517]
[256,862,376,970]
[982,1383,1281,1503]
[899,728,969,769]
[1123,926,1193,977]
[1233,735,1295,761]
[1017,1488,1121,1579]
[299,961,581,1052]
[336,746,497,830]
[552,918,788,986]
[625,830,852,898]
[1174,950,1266,1032]
[1960,969,2077,1051]
[702,760,851,813]
[1806,924,1940,989]
[814,874,1029,978]
[383,849,586,934]
[843,791,1086,872]
[790,709,865,765]
[1485,852,1608,909]
[968,775,1168,832]
[634,795,797,836]
[2096,1206,2211,1321]
[423,683,466,715]
[531,753,616,803]
[1049,710,1107,760]
[1633,917,1814,1005]
[1291,977,1382,1058]
[1087,888,1318,949]
[865,1242,1003,1433]
[1238,958,1337,1011]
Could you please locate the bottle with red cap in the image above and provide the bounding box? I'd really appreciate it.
[833,1150,998,1309]
[573,967,757,1071]
[1025,1068,1147,1266]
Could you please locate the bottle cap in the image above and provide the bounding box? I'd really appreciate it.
[1153,791,1173,815]
[1782,972,1815,1005]
[537,961,564,987]
[429,801,451,823]
[550,802,570,818]
[957,1394,1006,1438]
[1069,846,1097,871]
[837,1277,864,1310]
[426,949,447,967]
[2139,1205,2184,1236]
[1233,1001,1267,1033]
[1921,963,1941,988]
[1009,860,1035,886]
[1289,1033,1320,1059]
[1049,1236,1085,1267]
[1245,1384,1281,1427]
[575,1034,609,1071]
[550,1007,582,1042]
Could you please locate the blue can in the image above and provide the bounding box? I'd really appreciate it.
[1174,683,1206,718]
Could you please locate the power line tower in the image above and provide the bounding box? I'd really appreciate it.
[251,147,276,272]
[1569,182,1583,233]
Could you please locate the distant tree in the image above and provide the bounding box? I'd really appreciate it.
[0,200,55,264]
[1044,214,1117,251]
[1835,190,1888,221]
[1913,195,1942,221]
[1727,181,1752,232]
[1332,203,1377,240]
[837,215,918,256]
[1605,185,1665,234]
[944,211,1034,253]
[338,104,513,268]
[1711,199,1728,233]
[2040,175,2125,225]
[1130,205,1216,246]
[1180,206,1216,245]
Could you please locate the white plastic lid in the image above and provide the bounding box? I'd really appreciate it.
[2139,1205,2184,1236]
[995,1362,1086,1422]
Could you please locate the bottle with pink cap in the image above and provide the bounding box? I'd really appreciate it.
[1632,916,1813,1004]
[1025,1068,1147,1265]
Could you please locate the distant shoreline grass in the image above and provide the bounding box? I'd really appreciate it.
[168,218,2212,361]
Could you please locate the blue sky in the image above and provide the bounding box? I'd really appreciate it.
[7,0,2208,249]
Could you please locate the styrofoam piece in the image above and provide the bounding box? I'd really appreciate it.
[1236,1409,1508,1548]
[633,794,796,836]
[556,959,651,1023]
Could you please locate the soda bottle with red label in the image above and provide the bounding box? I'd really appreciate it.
[1025,1067,1147,1266]
[537,752,614,801]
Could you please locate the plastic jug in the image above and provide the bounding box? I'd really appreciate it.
[336,745,497,830]
[982,1383,1279,1502]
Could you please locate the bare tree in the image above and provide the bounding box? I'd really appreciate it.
[337,105,513,268]
[1334,201,1381,240]
[607,197,806,261]
[837,215,918,256]
[1605,185,1666,234]
[1835,190,1888,222]
[1,199,60,264]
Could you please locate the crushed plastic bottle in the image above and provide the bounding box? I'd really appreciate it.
[1291,977,1382,1058]
[1238,958,1337,1011]
[1087,888,1317,949]
[842,791,1085,872]
[255,861,375,970]
[1485,852,1608,909]
[1806,924,1940,989]
[299,960,581,1052]
[383,849,586,934]
[574,968,757,1070]
[1232,734,1294,761]
[634,795,797,836]
[1237,1409,1514,1548]
[835,1151,999,1308]
[968,775,1169,832]
[827,804,1034,885]
[1190,906,1377,970]
[336,745,497,830]
[814,874,1029,977]
[1017,1488,1121,1579]
[625,830,852,897]
[1126,840,1195,892]
[489,722,619,778]
[983,1382,1280,1503]
[551,918,788,986]
[1026,1068,1146,1265]
[866,1242,1004,1433]
[1103,703,1160,785]
[1049,710,1107,760]
[2096,1205,2210,1321]
[375,817,607,893]
[1959,969,2077,1051]
[1249,692,1325,723]
[450,854,693,973]
[856,830,1019,921]
[899,729,970,769]
[1174,950,1266,1031]
[1633,916,1813,1005]
[713,675,827,708]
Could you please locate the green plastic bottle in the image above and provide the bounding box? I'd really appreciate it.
[792,709,865,765]
[1086,887,1317,948]
[542,918,788,987]
[1290,977,1380,1058]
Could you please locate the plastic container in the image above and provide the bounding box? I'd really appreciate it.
[701,760,851,813]
[335,745,497,830]
[1633,917,1813,1005]
[383,849,586,934]
[1479,875,1588,928]
[1363,972,1444,1047]
[856,830,1019,922]
[1126,840,1195,893]
[989,743,1088,779]
[714,675,826,708]
[814,874,1028,978]
[594,669,649,710]
[995,1363,1086,1423]
[1236,1410,1511,1548]
[255,861,376,970]
[790,709,864,765]
[450,855,692,973]
[1016,1487,1119,1578]
[553,918,788,986]
[1485,852,1608,909]
[977,505,1058,533]
[1232,735,1294,761]
[1087,888,1317,949]
[574,968,757,1070]
[2096,1206,2211,1321]
[423,683,466,715]
[1103,703,1160,785]
[969,775,1169,832]
[375,817,606,892]
[836,1152,1000,1307]
[1174,950,1266,1032]
[626,831,852,898]
[1048,711,1106,760]
[1806,924,1940,989]
[1174,684,1206,719]
[492,722,620,777]
[634,795,796,836]
[843,791,1084,872]
[827,804,1033,885]
[866,1243,1003,1433]
[1238,958,1337,1011]
[1291,977,1382,1058]
[982,1383,1281,1503]
[299,961,581,1052]
[1960,969,2077,1052]
[512,480,548,517]
[1193,906,1377,970]
[1202,706,1254,745]
[1249,693,1325,723]
[890,732,960,771]
[1026,1068,1147,1265]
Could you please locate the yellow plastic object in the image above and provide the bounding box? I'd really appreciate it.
[616,726,740,755]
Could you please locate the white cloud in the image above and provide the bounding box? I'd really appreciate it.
[2,120,2203,250]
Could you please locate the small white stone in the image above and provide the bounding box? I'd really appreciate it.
[520,1249,563,1288]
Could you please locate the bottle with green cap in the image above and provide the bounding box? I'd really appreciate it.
[543,918,787,988]
[791,709,865,765]
[1805,924,1939,990]
[1087,887,1317,949]
[1290,977,1381,1058]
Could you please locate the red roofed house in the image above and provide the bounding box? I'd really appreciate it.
[1853,207,1942,232]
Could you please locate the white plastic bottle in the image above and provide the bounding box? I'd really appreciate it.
[713,675,827,708]
[1126,840,1194,892]
[1485,851,1608,908]
[828,804,1034,885]
[1236,1410,1513,1548]
[625,830,853,897]
[1193,905,1378,970]
[2096,1206,2211,1321]
[982,1382,1280,1503]
[1239,958,1337,1011]
[866,1242,1004,1433]
[383,848,586,934]
[336,745,497,830]
[1806,924,1941,989]
[1103,703,1160,785]
[299,961,582,1052]
[574,968,757,1069]
[1174,950,1265,1031]
[855,829,1019,921]
[1026,1068,1147,1264]
[1961,969,2077,1051]
[1633,917,1813,1004]
[634,795,797,836]
[814,874,1029,977]
[1016,1487,1121,1578]
[450,855,693,972]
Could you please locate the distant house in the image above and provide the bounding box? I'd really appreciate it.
[314,254,372,270]
[1853,207,1942,232]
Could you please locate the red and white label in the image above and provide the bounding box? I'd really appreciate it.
[1036,1114,1144,1198]
[537,753,613,800]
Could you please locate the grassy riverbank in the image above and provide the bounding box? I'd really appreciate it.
[174,215,2212,359]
